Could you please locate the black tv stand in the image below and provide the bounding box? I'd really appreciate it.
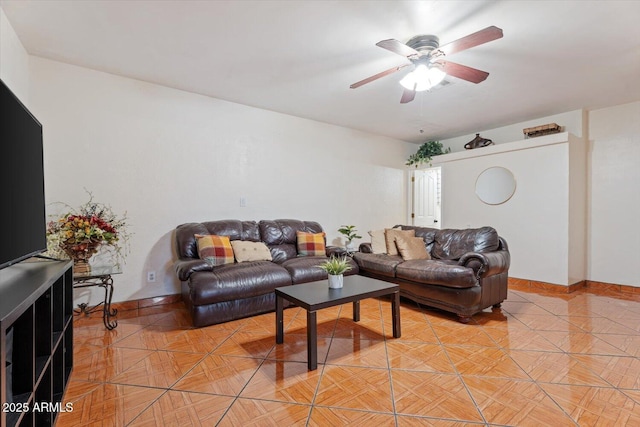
[0,259,74,427]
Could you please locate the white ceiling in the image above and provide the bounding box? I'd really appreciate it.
[2,0,639,143]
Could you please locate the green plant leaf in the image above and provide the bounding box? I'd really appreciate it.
[338,225,361,241]
[406,140,451,167]
[316,256,353,275]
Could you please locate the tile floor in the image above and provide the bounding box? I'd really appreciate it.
[59,287,640,426]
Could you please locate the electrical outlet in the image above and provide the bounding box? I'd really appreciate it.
[147,271,156,282]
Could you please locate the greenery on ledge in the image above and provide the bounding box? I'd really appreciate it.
[406,140,451,167]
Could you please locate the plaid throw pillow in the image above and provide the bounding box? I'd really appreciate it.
[195,234,235,266]
[296,231,326,256]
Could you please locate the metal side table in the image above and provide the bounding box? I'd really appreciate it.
[73,266,121,330]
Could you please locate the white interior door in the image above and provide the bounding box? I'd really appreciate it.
[412,168,440,227]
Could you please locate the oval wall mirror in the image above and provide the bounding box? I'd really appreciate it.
[475,167,516,205]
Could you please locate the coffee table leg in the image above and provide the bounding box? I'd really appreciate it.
[276,294,284,344]
[392,291,401,338]
[307,310,317,370]
[353,300,360,322]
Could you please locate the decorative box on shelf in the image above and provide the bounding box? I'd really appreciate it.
[523,123,561,138]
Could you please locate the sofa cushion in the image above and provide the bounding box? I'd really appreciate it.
[385,228,415,256]
[267,245,298,264]
[282,256,359,284]
[201,220,261,242]
[395,235,431,261]
[230,240,272,262]
[176,220,259,259]
[259,219,324,262]
[296,231,327,256]
[187,261,292,306]
[195,234,235,266]
[432,227,499,260]
[396,259,477,289]
[352,252,403,278]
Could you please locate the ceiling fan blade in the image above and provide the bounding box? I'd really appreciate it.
[376,39,420,58]
[350,63,411,89]
[439,26,503,56]
[441,61,489,84]
[400,88,416,104]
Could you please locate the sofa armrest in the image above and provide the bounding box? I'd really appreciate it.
[458,250,510,279]
[359,242,373,253]
[326,246,348,258]
[175,258,212,281]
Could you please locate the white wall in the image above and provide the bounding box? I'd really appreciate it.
[568,133,588,285]
[433,134,586,286]
[28,57,414,304]
[0,7,29,103]
[588,101,640,287]
[441,106,639,288]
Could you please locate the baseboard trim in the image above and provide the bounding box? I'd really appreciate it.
[509,277,639,296]
[586,280,640,295]
[109,279,639,311]
[111,294,182,312]
[508,278,585,294]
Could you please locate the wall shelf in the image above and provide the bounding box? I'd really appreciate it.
[431,132,572,164]
[1,259,73,427]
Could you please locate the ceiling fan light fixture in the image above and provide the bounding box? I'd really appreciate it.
[400,63,446,92]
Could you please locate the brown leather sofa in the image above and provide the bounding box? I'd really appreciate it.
[353,226,509,323]
[174,219,358,327]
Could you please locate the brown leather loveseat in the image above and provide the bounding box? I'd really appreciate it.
[353,225,509,323]
[175,219,358,327]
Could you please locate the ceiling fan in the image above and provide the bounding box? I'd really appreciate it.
[350,26,503,104]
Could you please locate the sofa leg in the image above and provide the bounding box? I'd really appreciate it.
[457,315,471,324]
[492,303,502,309]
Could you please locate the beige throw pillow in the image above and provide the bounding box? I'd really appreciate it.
[384,228,415,256]
[395,235,431,261]
[230,240,273,262]
[368,229,389,254]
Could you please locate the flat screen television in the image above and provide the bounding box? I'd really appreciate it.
[0,79,47,269]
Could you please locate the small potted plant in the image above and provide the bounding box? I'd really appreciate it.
[317,256,353,289]
[338,225,362,252]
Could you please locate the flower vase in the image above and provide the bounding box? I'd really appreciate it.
[73,259,91,274]
[328,274,344,289]
[62,241,101,275]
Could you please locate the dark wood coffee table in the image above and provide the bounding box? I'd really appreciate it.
[275,275,401,370]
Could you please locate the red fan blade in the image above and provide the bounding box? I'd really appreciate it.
[400,88,416,104]
[439,26,503,56]
[376,39,420,58]
[350,63,411,89]
[441,61,489,84]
